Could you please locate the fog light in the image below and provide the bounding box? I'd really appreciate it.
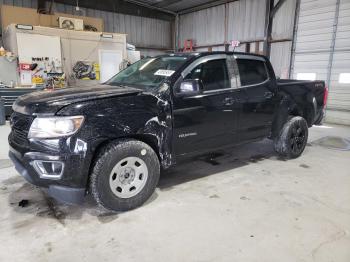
[31,160,64,179]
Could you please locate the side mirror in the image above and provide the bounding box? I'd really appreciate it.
[176,79,203,97]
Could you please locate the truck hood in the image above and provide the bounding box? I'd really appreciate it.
[13,85,142,115]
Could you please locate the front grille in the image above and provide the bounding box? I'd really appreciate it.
[11,128,29,145]
[11,112,34,130]
[10,112,35,146]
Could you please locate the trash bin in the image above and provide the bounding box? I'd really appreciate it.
[0,97,5,125]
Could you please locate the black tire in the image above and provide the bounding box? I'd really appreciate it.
[90,139,160,212]
[313,110,324,126]
[274,116,309,159]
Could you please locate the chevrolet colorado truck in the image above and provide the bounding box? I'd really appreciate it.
[8,52,327,211]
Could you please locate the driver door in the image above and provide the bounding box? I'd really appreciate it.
[172,55,240,156]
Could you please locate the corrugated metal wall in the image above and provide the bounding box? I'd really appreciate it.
[227,0,266,42]
[270,0,296,78]
[55,3,172,49]
[179,0,266,46]
[272,0,296,40]
[292,0,350,125]
[0,0,37,8]
[328,0,350,124]
[178,0,297,78]
[270,41,293,78]
[179,5,225,47]
[0,0,172,50]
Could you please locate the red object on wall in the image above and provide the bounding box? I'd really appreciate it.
[183,39,193,52]
[19,63,31,70]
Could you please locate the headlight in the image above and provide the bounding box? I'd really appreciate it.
[28,116,84,139]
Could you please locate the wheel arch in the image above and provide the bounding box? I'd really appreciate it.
[87,135,162,187]
[271,93,314,138]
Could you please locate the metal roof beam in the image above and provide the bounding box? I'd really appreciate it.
[123,0,177,15]
[51,0,175,21]
[177,0,238,15]
[152,0,181,9]
[270,0,287,18]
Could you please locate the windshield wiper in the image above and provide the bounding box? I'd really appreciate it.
[107,82,127,88]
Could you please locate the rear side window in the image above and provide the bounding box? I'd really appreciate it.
[185,59,230,91]
[236,59,268,86]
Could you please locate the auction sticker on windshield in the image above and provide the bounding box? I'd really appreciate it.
[154,69,175,77]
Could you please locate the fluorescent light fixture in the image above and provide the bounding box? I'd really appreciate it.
[296,73,316,81]
[100,33,113,39]
[16,24,33,30]
[339,73,350,84]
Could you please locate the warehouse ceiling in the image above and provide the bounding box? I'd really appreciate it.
[50,0,238,20]
[128,0,237,14]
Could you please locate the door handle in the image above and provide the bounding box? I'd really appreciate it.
[223,97,234,106]
[264,91,274,99]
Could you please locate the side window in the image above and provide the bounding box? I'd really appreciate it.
[236,59,268,86]
[185,59,230,91]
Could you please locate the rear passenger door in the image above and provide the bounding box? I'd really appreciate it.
[234,56,277,141]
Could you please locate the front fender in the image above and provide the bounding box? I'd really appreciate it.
[57,94,174,169]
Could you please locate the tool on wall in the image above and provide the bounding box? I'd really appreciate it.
[72,61,100,80]
[46,73,66,89]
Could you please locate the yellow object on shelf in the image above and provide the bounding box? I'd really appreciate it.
[32,76,44,84]
[0,46,5,56]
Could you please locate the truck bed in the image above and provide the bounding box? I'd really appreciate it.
[277,79,325,102]
[276,79,326,125]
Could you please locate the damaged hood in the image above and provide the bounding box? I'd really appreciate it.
[13,85,142,115]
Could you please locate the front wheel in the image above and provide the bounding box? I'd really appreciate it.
[90,139,160,212]
[274,116,309,159]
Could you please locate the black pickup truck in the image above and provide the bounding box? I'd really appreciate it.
[8,52,327,211]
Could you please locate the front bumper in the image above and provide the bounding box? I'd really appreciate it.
[9,150,86,204]
[7,126,93,205]
[7,111,103,205]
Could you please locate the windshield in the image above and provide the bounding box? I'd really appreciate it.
[106,56,189,90]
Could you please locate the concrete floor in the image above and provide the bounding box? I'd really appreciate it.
[0,123,349,262]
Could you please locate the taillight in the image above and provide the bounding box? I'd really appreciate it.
[323,86,328,108]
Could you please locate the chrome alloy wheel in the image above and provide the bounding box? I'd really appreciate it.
[109,157,148,198]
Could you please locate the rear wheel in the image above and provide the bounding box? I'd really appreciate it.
[274,116,308,159]
[313,110,325,126]
[90,139,160,212]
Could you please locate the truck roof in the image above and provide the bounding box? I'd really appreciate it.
[158,51,267,60]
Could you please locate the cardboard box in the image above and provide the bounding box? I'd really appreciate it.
[0,5,104,32]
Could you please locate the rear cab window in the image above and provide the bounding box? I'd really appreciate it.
[229,57,269,88]
[181,54,270,92]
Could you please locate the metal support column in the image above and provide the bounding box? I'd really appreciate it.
[326,0,341,89]
[289,0,301,78]
[224,3,229,52]
[263,0,274,58]
[175,14,180,52]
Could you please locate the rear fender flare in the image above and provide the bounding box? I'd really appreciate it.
[304,93,317,126]
[271,94,300,138]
